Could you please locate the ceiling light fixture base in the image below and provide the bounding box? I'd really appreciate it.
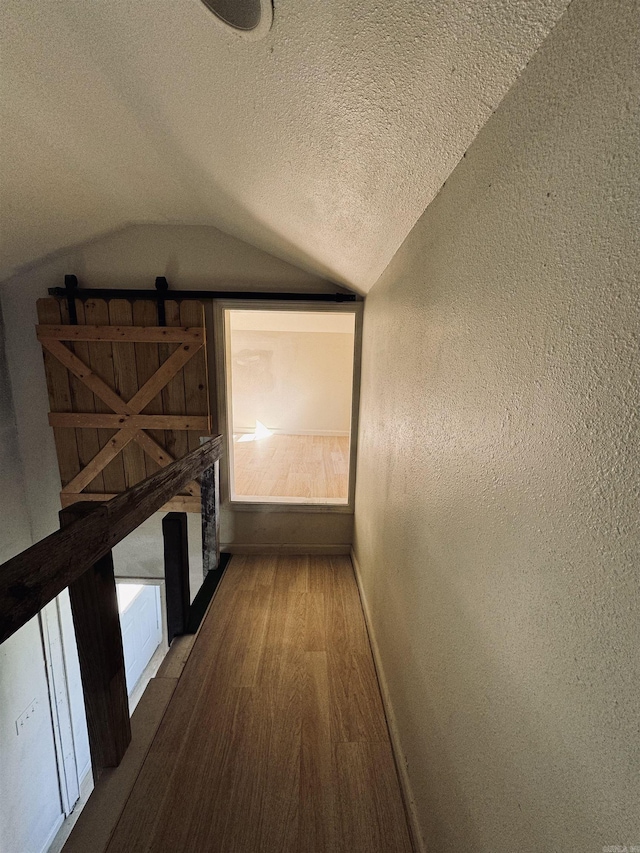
[199,0,273,41]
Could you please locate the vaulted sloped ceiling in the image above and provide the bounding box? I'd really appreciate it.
[0,0,570,292]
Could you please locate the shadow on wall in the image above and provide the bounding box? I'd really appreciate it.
[353,0,639,848]
[362,495,607,851]
[2,222,346,293]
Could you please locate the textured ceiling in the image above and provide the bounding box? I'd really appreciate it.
[0,0,569,291]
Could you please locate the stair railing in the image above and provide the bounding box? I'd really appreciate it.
[0,434,223,779]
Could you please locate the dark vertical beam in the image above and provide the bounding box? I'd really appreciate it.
[155,276,168,326]
[162,512,190,641]
[59,503,131,781]
[201,458,220,575]
[0,435,223,645]
[64,274,78,324]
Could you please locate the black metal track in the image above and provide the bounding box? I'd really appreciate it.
[185,551,232,634]
[48,287,359,302]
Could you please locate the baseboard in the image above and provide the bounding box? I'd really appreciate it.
[78,761,92,791]
[79,764,93,796]
[222,543,351,556]
[234,428,350,437]
[44,764,94,853]
[350,548,426,853]
[38,813,65,853]
[186,551,232,633]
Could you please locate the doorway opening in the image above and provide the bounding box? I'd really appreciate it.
[116,581,164,713]
[224,309,357,505]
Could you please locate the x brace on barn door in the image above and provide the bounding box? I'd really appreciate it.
[37,321,210,510]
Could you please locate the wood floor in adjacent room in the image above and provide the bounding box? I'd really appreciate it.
[105,555,413,853]
[232,434,350,501]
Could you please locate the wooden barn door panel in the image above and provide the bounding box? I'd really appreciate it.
[109,299,147,490]
[180,301,209,453]
[83,298,127,494]
[132,299,166,480]
[36,297,211,512]
[62,299,105,494]
[38,298,82,489]
[159,301,189,463]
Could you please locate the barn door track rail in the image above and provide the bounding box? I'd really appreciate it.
[48,274,360,309]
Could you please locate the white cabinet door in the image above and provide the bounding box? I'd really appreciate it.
[117,584,162,696]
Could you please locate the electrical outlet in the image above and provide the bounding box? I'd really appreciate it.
[15,700,38,736]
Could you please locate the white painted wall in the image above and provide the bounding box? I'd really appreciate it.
[0,308,64,853]
[230,329,354,435]
[354,0,639,850]
[11,223,335,293]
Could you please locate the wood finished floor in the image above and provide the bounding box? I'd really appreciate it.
[106,556,413,853]
[232,434,350,501]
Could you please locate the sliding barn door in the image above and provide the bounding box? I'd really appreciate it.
[36,298,211,511]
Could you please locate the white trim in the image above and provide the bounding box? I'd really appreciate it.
[38,813,64,853]
[230,494,347,506]
[233,427,350,437]
[350,549,426,853]
[216,299,363,513]
[227,499,353,514]
[46,765,94,853]
[222,543,351,556]
[77,759,91,785]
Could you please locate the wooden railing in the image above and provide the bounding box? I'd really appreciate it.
[0,435,223,777]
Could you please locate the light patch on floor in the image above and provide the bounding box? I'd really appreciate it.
[231,433,350,504]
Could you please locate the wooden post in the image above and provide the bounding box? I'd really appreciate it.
[0,435,223,645]
[162,512,190,641]
[201,458,220,576]
[59,503,131,781]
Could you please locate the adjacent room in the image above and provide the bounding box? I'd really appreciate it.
[226,309,356,504]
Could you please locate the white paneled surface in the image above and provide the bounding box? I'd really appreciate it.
[117,584,163,697]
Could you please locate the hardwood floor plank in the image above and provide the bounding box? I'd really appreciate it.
[325,556,370,651]
[327,650,389,744]
[105,569,250,852]
[305,592,327,652]
[107,555,412,853]
[37,298,82,488]
[299,650,338,852]
[232,434,350,502]
[335,741,413,853]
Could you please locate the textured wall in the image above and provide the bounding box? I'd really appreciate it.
[0,0,570,288]
[14,223,333,293]
[354,0,639,850]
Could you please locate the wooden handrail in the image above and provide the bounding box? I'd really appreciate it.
[0,434,223,644]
